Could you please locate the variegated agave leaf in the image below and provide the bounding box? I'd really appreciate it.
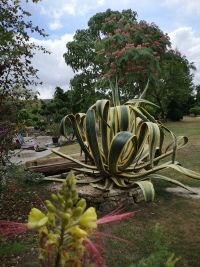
[54,81,200,202]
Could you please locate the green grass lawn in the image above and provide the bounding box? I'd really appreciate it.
[101,116,200,267]
[42,141,81,160]
[1,116,200,266]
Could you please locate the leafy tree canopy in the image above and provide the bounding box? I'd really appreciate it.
[0,0,49,94]
[148,49,196,119]
[64,9,196,119]
[64,9,170,98]
[195,85,200,104]
[39,87,73,123]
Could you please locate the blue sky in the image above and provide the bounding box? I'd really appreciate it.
[25,0,200,98]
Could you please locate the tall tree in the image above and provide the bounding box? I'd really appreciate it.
[148,50,196,119]
[64,9,195,119]
[0,0,48,164]
[0,0,48,94]
[195,85,200,104]
[64,9,170,106]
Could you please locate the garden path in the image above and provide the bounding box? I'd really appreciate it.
[10,135,59,165]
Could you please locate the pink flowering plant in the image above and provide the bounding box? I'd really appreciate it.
[95,13,170,86]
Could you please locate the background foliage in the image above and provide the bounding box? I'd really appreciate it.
[64,9,197,120]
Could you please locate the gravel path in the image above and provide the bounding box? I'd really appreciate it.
[10,136,60,165]
[166,187,200,199]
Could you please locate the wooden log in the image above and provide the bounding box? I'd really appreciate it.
[25,154,85,175]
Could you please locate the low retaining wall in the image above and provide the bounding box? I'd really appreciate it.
[76,175,144,211]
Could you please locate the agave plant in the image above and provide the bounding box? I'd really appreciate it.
[53,81,200,201]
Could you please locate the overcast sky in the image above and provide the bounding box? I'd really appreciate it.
[26,0,200,98]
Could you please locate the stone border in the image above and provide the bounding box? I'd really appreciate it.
[77,183,144,211]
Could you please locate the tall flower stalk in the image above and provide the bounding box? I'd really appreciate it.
[0,171,134,267]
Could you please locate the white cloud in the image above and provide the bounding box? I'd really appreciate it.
[40,0,107,34]
[169,27,200,84]
[97,0,105,4]
[39,0,159,35]
[40,0,106,19]
[49,20,63,31]
[31,34,75,98]
[163,0,200,15]
[62,2,77,16]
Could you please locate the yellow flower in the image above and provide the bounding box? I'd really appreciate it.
[27,208,48,229]
[69,226,88,238]
[79,207,97,230]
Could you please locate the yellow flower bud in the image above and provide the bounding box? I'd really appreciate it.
[76,199,86,210]
[57,193,64,203]
[60,251,70,265]
[45,200,56,213]
[62,213,70,225]
[66,199,73,208]
[51,193,58,202]
[48,213,55,226]
[66,171,76,188]
[72,207,83,218]
[79,207,97,230]
[72,190,78,203]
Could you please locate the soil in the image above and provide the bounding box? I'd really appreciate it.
[0,178,54,266]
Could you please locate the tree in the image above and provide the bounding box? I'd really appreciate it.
[17,108,31,123]
[147,50,196,119]
[39,87,73,123]
[70,73,105,113]
[0,0,49,94]
[64,9,170,106]
[195,85,200,104]
[0,0,48,164]
[64,9,195,119]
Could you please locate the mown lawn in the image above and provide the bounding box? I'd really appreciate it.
[0,117,200,266]
[102,116,200,267]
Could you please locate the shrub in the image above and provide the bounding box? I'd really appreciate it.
[0,122,16,165]
[145,105,159,119]
[17,109,31,123]
[166,101,183,121]
[0,165,44,184]
[31,115,40,123]
[189,106,200,116]
[167,108,183,121]
[50,123,60,137]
